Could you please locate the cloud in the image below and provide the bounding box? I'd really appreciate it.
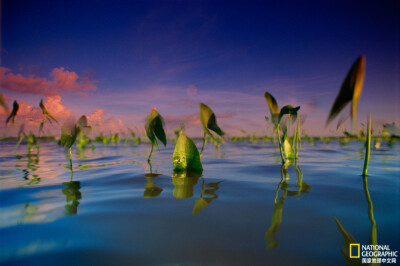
[0,67,97,97]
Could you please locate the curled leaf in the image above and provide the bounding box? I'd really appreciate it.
[326,55,366,127]
[145,108,167,149]
[172,134,203,172]
[6,100,19,126]
[279,105,300,123]
[200,103,224,139]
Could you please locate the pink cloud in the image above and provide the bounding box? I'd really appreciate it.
[0,67,97,97]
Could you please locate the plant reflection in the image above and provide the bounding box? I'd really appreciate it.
[266,159,311,249]
[62,169,81,215]
[171,171,201,199]
[142,161,163,198]
[144,173,163,198]
[192,179,222,215]
[15,150,41,186]
[334,175,378,266]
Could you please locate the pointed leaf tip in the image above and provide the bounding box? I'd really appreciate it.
[326,55,366,127]
[173,134,203,172]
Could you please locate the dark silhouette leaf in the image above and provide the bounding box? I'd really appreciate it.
[6,100,19,126]
[326,55,366,126]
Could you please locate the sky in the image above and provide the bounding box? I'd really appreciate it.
[0,0,399,137]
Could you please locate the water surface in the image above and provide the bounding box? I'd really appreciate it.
[1,140,399,265]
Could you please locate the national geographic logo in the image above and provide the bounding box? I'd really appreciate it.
[350,243,360,258]
[349,243,398,264]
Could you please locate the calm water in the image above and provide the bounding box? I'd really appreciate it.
[1,140,399,265]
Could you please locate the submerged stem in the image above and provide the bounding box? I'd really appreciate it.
[147,143,154,162]
[276,125,285,164]
[362,115,372,176]
[200,132,206,156]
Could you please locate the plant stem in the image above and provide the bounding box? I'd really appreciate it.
[362,115,371,176]
[276,125,285,164]
[200,132,206,156]
[147,143,154,162]
[69,147,72,170]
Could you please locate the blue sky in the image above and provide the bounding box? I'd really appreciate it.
[1,0,399,136]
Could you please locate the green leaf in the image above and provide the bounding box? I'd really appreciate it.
[279,105,300,123]
[264,92,279,114]
[172,134,203,172]
[61,118,80,148]
[145,108,167,149]
[6,100,19,126]
[326,55,366,126]
[200,103,224,138]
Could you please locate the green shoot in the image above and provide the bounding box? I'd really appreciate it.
[172,133,203,172]
[145,108,167,162]
[60,118,81,170]
[362,115,372,176]
[264,92,300,164]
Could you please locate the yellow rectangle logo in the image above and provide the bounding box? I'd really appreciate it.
[349,243,360,258]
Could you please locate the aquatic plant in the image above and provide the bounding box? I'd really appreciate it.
[39,99,58,134]
[145,108,167,162]
[60,118,81,169]
[5,100,19,126]
[264,92,300,163]
[362,115,372,176]
[172,133,203,172]
[326,55,365,129]
[199,103,224,156]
